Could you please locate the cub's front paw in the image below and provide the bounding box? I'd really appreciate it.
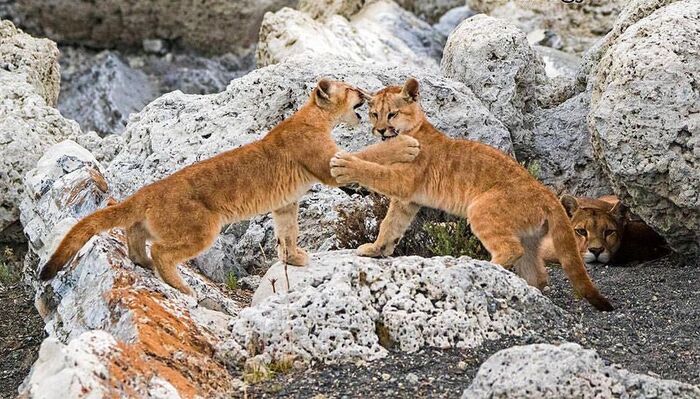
[330,152,362,184]
[392,135,420,163]
[284,247,309,266]
[357,243,384,258]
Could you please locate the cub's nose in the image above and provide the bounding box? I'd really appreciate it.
[588,247,604,257]
[376,128,386,134]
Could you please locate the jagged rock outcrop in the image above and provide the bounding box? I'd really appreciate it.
[462,343,700,398]
[105,56,512,276]
[19,140,241,397]
[58,51,156,136]
[0,21,80,240]
[441,14,546,152]
[11,0,295,55]
[257,2,443,69]
[588,0,700,254]
[226,251,570,365]
[395,0,466,23]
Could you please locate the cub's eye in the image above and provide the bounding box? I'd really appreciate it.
[575,229,587,237]
[604,229,616,237]
[388,112,397,119]
[370,112,378,119]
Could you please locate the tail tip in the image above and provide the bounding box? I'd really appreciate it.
[38,262,57,281]
[588,294,615,312]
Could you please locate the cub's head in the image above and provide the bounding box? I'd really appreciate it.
[561,195,625,264]
[312,79,366,126]
[368,78,424,140]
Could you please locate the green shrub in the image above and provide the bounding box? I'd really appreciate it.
[225,272,238,291]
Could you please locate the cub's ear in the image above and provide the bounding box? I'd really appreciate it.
[315,79,332,102]
[560,194,579,218]
[358,88,373,101]
[609,200,628,220]
[401,77,419,103]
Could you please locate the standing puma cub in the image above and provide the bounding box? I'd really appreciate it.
[40,79,420,295]
[330,78,613,311]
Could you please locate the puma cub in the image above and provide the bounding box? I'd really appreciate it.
[330,78,613,311]
[41,79,420,295]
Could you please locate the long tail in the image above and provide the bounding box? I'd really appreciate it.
[39,198,142,281]
[549,208,614,311]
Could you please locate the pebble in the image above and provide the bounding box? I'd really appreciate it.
[406,373,419,384]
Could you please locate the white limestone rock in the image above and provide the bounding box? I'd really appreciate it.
[227,251,569,365]
[257,2,443,70]
[441,14,546,153]
[462,343,700,398]
[588,0,700,254]
[105,56,512,275]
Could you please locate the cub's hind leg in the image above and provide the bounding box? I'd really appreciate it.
[272,201,308,266]
[514,232,549,290]
[127,223,153,270]
[467,199,525,269]
[358,199,419,257]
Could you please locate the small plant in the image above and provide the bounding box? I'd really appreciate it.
[0,246,20,286]
[225,272,238,291]
[521,159,542,180]
[423,218,490,260]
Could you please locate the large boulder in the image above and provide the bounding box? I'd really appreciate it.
[224,251,570,365]
[462,343,700,398]
[257,2,443,69]
[19,140,241,397]
[0,22,80,240]
[441,14,546,152]
[105,56,512,276]
[11,0,295,55]
[58,51,156,136]
[298,0,466,24]
[588,0,700,254]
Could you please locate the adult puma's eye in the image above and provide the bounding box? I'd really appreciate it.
[575,229,587,237]
[604,229,616,237]
[388,112,397,119]
[370,112,378,119]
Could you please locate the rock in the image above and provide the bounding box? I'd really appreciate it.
[433,6,476,38]
[227,251,570,365]
[73,130,125,166]
[105,56,512,274]
[395,0,467,23]
[298,0,366,20]
[441,14,546,152]
[462,343,700,398]
[0,20,59,106]
[0,22,80,240]
[142,38,167,55]
[527,29,563,50]
[527,93,611,197]
[533,45,580,80]
[588,0,700,254]
[58,51,157,136]
[13,0,296,55]
[466,0,626,53]
[257,2,443,69]
[19,140,241,397]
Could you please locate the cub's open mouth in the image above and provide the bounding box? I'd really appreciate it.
[381,128,399,141]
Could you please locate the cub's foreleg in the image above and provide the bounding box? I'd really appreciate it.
[353,135,420,164]
[272,201,309,266]
[357,199,419,257]
[329,154,417,200]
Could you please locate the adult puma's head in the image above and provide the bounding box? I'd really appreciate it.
[367,78,424,140]
[560,195,625,264]
[312,79,366,126]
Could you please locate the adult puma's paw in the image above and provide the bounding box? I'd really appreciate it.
[330,152,362,184]
[356,243,383,257]
[392,135,420,163]
[283,247,309,266]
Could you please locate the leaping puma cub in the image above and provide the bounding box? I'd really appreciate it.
[40,79,420,295]
[330,78,613,311]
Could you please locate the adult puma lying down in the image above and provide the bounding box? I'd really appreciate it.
[330,78,613,311]
[40,79,420,295]
[540,195,669,265]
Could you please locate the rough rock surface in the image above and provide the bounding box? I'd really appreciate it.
[58,51,156,136]
[105,56,512,275]
[12,0,295,55]
[0,22,80,240]
[298,0,366,20]
[462,343,700,398]
[396,0,467,23]
[0,20,59,106]
[227,251,570,365]
[528,93,611,197]
[588,0,700,254]
[441,14,546,152]
[257,2,443,69]
[19,140,241,397]
[466,0,626,53]
[433,6,475,38]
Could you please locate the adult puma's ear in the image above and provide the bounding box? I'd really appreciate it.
[315,79,332,103]
[560,194,579,218]
[609,200,628,221]
[401,78,419,103]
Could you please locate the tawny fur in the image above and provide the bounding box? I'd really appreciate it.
[330,78,613,311]
[40,80,421,295]
[540,195,668,265]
